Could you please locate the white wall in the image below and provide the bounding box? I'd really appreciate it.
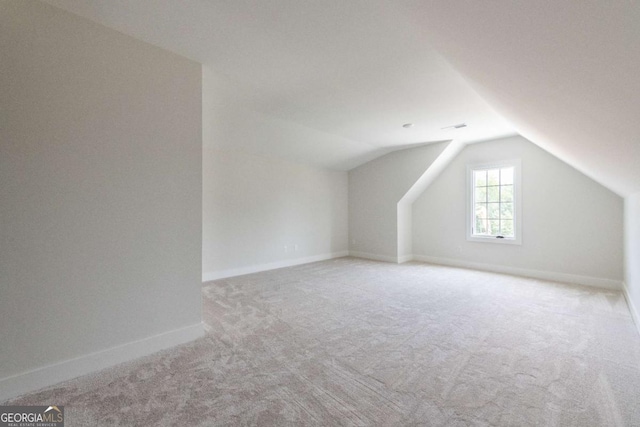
[413,136,624,286]
[397,140,466,261]
[0,1,202,398]
[624,193,640,330]
[202,69,348,280]
[348,142,448,261]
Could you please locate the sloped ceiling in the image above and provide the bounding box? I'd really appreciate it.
[40,1,639,194]
[41,0,514,170]
[401,0,640,196]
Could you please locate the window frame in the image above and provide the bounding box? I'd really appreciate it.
[466,159,522,245]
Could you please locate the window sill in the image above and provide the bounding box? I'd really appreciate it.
[467,235,522,245]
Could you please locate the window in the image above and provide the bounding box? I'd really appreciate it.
[467,160,521,244]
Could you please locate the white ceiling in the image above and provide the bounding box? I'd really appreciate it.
[42,0,515,169]
[399,0,640,196]
[42,0,639,195]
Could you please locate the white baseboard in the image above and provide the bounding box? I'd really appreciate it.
[349,251,398,263]
[0,322,204,403]
[412,254,623,290]
[622,283,640,336]
[202,251,349,282]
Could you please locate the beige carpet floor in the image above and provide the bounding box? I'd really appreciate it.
[6,257,640,426]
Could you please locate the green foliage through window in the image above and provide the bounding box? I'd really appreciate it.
[472,167,515,238]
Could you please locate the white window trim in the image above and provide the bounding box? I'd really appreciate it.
[466,159,522,245]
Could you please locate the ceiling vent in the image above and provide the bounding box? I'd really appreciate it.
[441,123,467,130]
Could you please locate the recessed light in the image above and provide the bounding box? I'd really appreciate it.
[402,123,413,128]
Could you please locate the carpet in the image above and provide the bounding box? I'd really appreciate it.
[6,257,640,425]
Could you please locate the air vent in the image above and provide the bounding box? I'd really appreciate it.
[441,123,467,130]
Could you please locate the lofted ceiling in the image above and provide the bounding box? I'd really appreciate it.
[399,0,640,196]
[41,0,515,169]
[42,1,639,195]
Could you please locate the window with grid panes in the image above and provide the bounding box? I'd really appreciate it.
[468,161,521,244]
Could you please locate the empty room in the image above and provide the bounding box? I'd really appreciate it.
[2,1,640,425]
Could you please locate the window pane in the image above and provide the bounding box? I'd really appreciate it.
[475,217,488,234]
[470,163,518,241]
[474,187,487,203]
[487,203,500,219]
[500,203,513,220]
[500,220,514,237]
[487,186,500,202]
[501,167,514,185]
[474,170,487,186]
[488,169,500,186]
[488,220,500,235]
[501,185,513,202]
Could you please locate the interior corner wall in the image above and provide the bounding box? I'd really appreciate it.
[397,203,412,262]
[0,0,202,395]
[348,142,448,261]
[202,71,348,280]
[624,192,640,330]
[412,135,624,285]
